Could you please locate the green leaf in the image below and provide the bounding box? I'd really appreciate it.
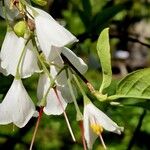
[125,101,150,111]
[78,0,92,29]
[81,0,92,18]
[91,2,132,34]
[78,10,90,28]
[97,28,112,93]
[109,68,150,100]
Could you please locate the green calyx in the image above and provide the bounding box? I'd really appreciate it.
[83,95,91,106]
[13,21,28,37]
[31,0,47,6]
[38,97,47,107]
[92,90,107,101]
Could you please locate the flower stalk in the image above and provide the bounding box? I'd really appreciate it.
[15,38,30,79]
[32,37,52,80]
[61,54,95,93]
[79,121,87,150]
[54,88,76,142]
[67,77,82,121]
[30,106,44,150]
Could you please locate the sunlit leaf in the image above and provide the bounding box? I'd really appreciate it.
[109,68,150,100]
[97,28,112,93]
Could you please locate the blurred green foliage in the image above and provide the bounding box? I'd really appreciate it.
[1,0,150,150]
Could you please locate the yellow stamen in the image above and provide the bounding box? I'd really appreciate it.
[91,124,107,149]
[90,124,103,135]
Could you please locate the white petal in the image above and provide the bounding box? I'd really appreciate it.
[37,74,68,115]
[50,55,68,85]
[83,105,98,149]
[19,40,41,78]
[0,79,36,128]
[0,30,25,76]
[44,88,67,115]
[57,84,75,103]
[37,73,50,100]
[62,47,88,74]
[86,103,123,134]
[31,7,78,60]
[0,30,40,78]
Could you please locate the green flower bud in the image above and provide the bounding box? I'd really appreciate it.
[14,21,28,37]
[31,0,47,6]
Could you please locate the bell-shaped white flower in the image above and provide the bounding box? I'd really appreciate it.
[0,29,40,78]
[28,7,78,61]
[50,47,88,85]
[0,79,36,128]
[37,73,73,115]
[83,102,123,149]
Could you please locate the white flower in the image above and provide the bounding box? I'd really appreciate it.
[0,79,36,128]
[50,47,88,85]
[83,103,123,149]
[28,7,78,61]
[37,73,73,115]
[0,29,40,78]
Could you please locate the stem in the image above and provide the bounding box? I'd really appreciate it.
[29,107,43,150]
[67,77,83,121]
[38,66,68,106]
[127,109,146,150]
[32,37,52,81]
[54,88,76,142]
[20,0,38,16]
[15,38,30,79]
[61,54,95,93]
[73,74,86,97]
[99,134,107,150]
[79,121,87,150]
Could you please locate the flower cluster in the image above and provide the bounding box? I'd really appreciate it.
[0,0,123,149]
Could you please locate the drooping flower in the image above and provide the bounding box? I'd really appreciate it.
[36,46,87,114]
[0,79,36,128]
[83,102,123,149]
[37,73,73,115]
[50,47,88,85]
[0,29,40,78]
[28,7,78,61]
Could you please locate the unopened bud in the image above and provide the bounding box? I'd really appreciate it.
[31,0,47,6]
[14,21,28,37]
